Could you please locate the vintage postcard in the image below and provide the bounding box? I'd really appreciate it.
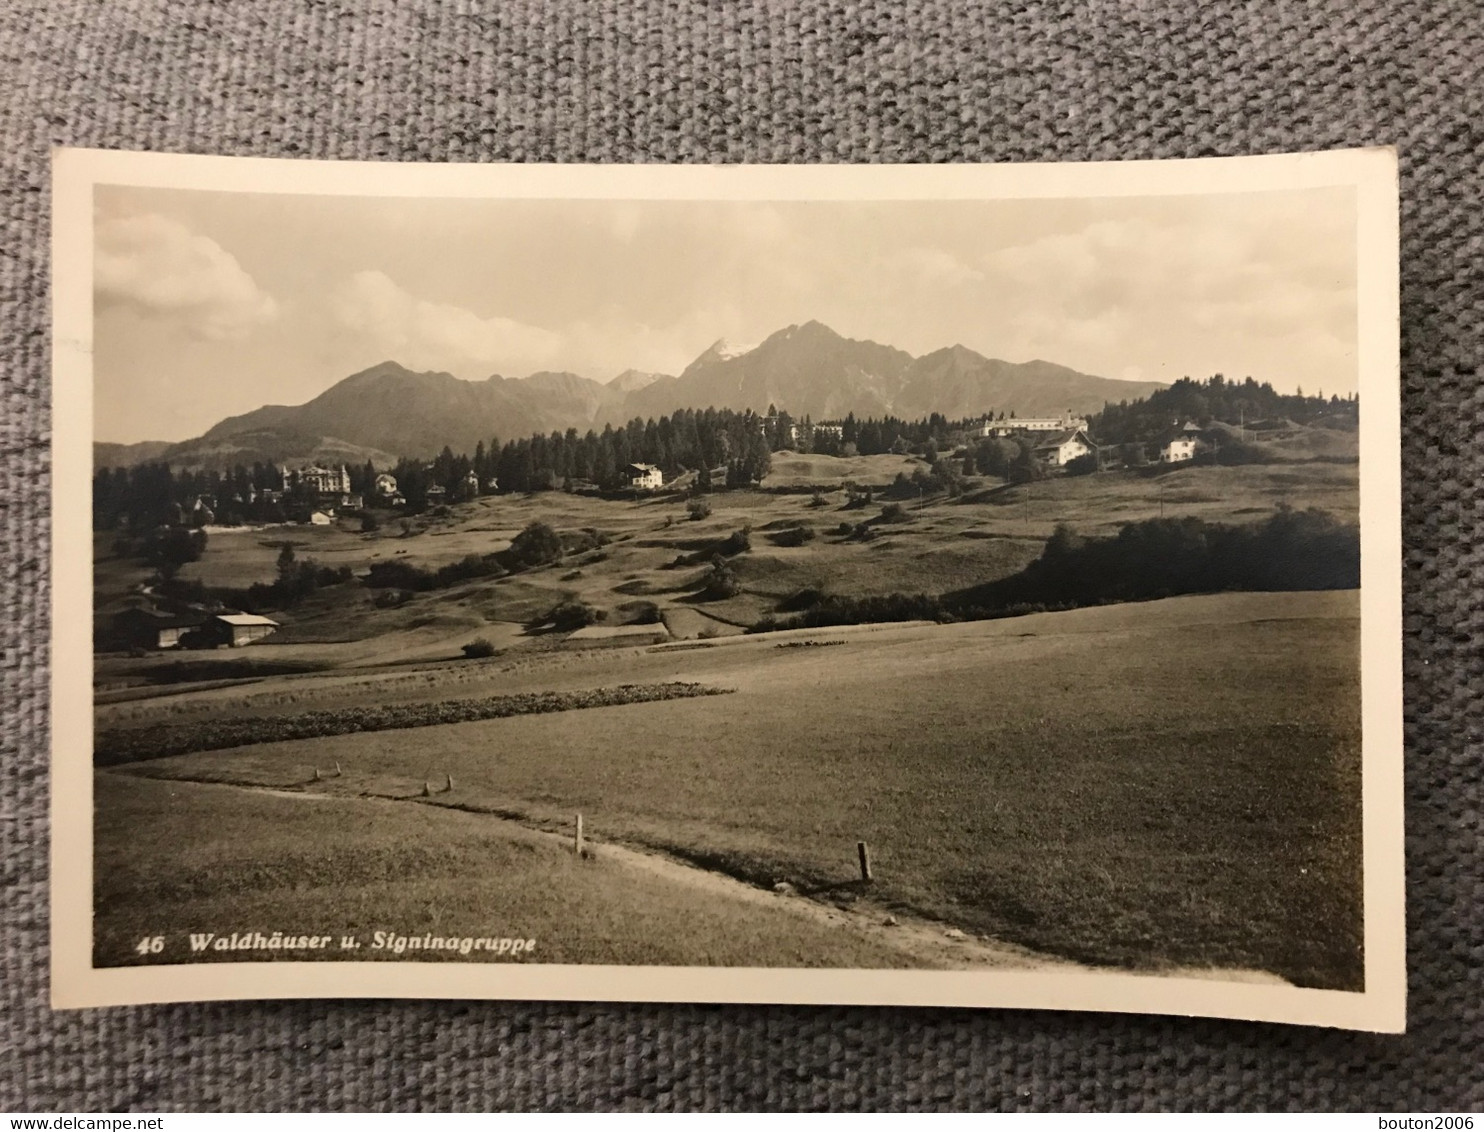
[51,147,1403,1029]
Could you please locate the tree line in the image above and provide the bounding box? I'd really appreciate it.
[91,407,982,528]
[752,507,1360,632]
[93,376,1359,532]
[1089,375,1358,449]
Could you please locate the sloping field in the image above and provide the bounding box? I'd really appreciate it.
[960,462,1357,539]
[764,452,922,488]
[115,590,1363,987]
[95,774,990,970]
[99,458,1356,678]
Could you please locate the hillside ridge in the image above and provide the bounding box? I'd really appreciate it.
[111,324,1168,467]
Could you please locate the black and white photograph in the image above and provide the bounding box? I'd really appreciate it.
[51,149,1403,1028]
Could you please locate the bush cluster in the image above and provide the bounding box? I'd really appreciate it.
[541,600,601,632]
[366,553,505,592]
[701,556,742,600]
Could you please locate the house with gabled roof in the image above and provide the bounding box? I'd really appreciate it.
[1160,436,1198,463]
[1033,428,1097,468]
[625,463,663,490]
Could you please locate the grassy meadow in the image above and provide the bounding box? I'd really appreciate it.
[101,591,1363,987]
[93,450,1365,987]
[95,774,963,969]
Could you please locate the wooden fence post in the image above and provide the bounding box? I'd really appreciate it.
[857,841,873,884]
[574,813,585,858]
[334,761,342,777]
[445,773,454,792]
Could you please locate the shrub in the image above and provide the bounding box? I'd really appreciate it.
[700,556,742,600]
[809,491,829,509]
[545,600,599,632]
[561,527,610,555]
[1065,452,1099,477]
[717,528,751,556]
[461,637,496,659]
[507,521,564,568]
[619,600,662,625]
[687,498,712,521]
[879,502,908,523]
[143,526,207,579]
[434,554,506,587]
[360,511,381,532]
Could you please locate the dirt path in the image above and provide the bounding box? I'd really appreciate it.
[112,770,1070,971]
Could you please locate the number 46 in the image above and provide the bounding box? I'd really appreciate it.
[135,936,164,955]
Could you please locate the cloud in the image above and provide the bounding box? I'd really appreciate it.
[896,247,985,288]
[331,270,562,375]
[564,302,751,378]
[971,206,1356,389]
[95,214,278,340]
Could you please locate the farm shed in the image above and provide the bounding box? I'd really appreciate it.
[109,607,205,651]
[212,613,280,647]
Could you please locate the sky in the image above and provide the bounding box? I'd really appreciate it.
[92,184,1358,443]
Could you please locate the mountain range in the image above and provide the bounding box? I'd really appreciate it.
[97,321,1166,468]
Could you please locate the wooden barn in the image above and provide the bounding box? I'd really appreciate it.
[109,607,206,651]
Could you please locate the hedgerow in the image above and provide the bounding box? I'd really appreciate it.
[96,682,733,766]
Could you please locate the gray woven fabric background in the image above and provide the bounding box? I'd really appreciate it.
[2,0,1480,1111]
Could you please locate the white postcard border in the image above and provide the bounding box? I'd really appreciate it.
[49,147,1405,1030]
